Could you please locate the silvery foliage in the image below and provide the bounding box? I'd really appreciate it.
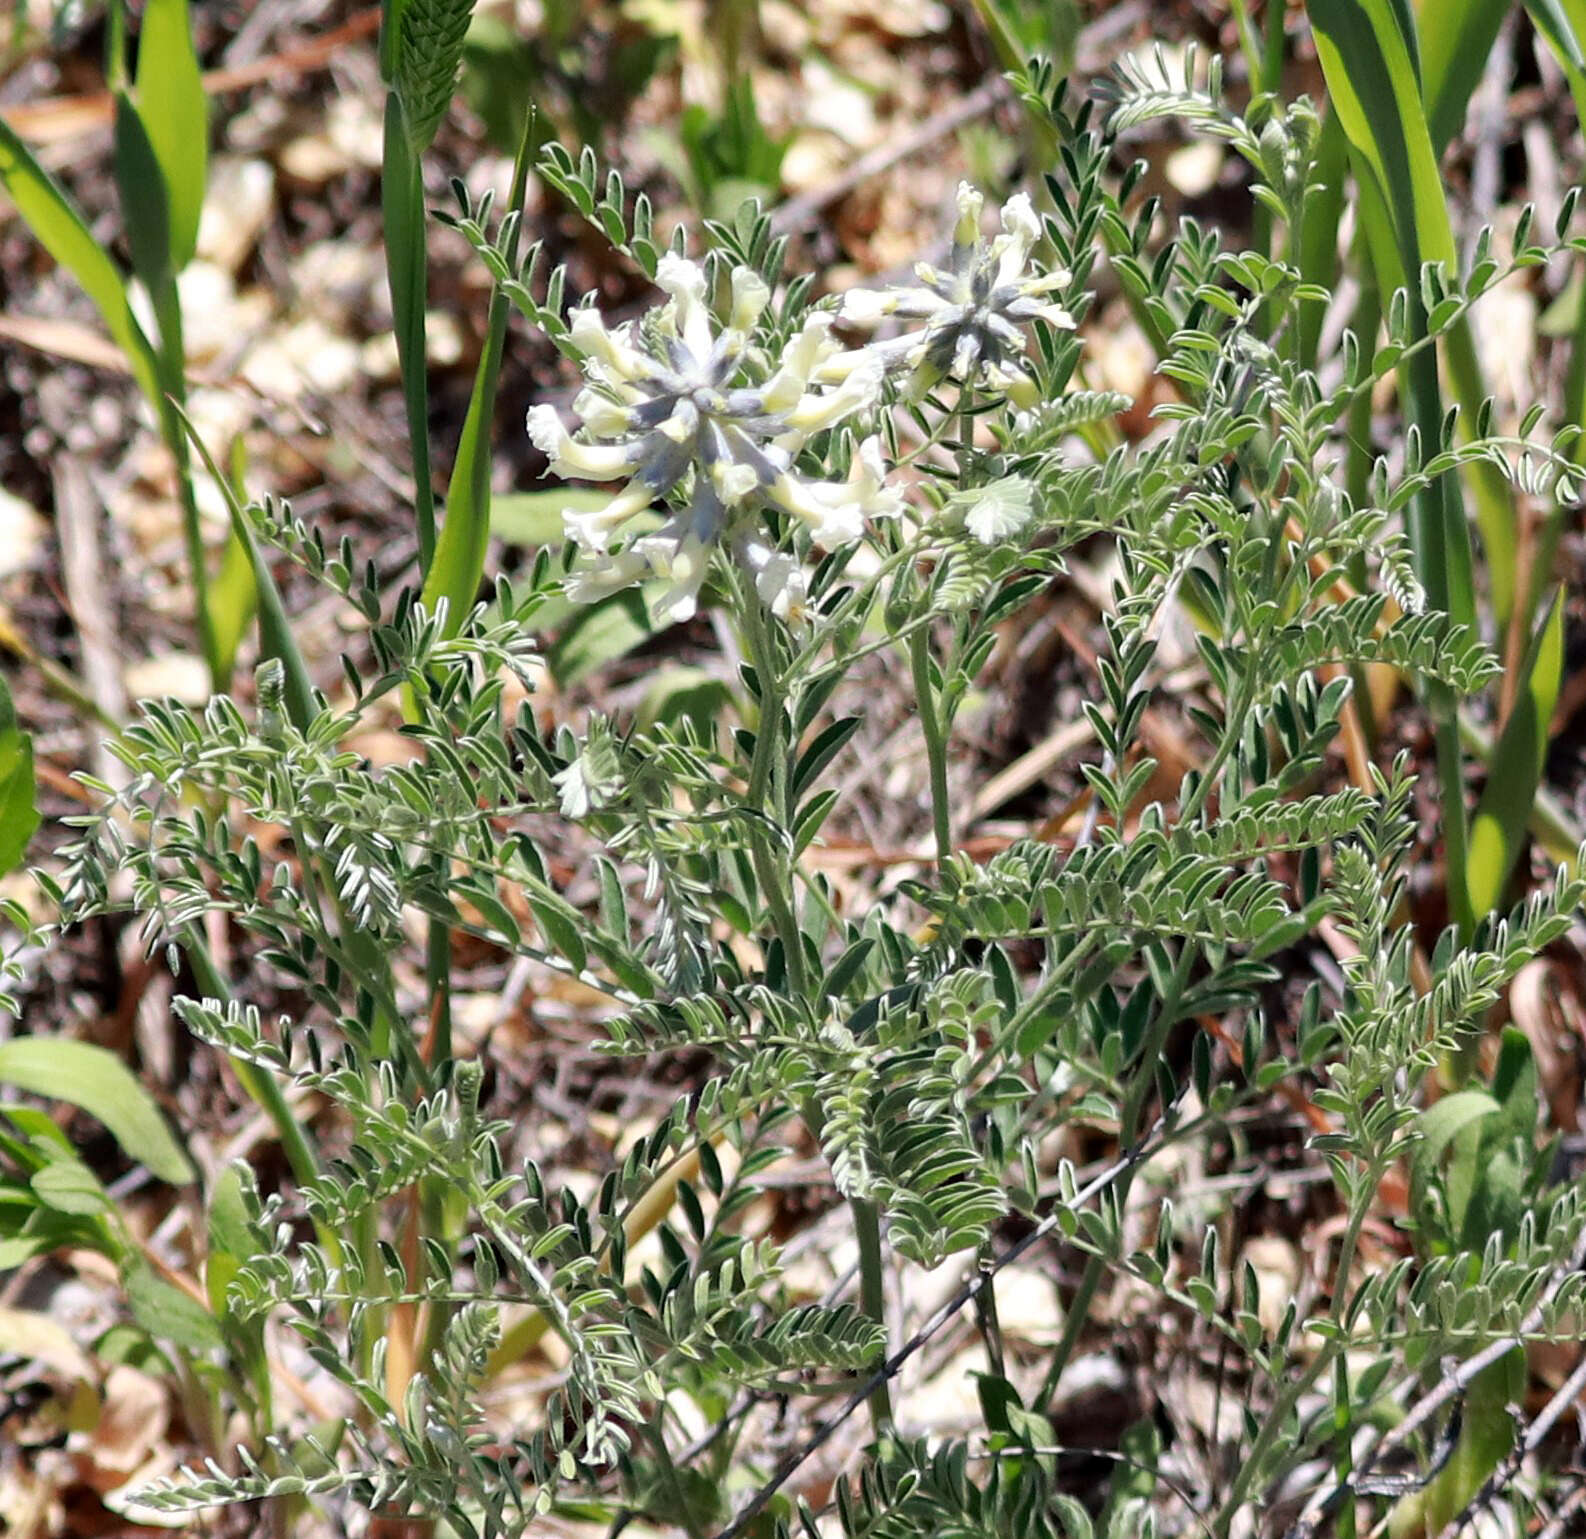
[20,56,1586,1539]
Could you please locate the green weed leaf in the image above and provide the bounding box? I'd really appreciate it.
[133,0,208,269]
[0,674,39,874]
[0,1040,193,1185]
[0,118,161,404]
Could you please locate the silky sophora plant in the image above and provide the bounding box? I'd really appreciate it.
[26,63,1586,1539]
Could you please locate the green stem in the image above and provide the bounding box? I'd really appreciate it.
[1211,1163,1376,1536]
[647,1414,708,1539]
[1180,668,1257,827]
[1213,1351,1335,1538]
[1434,702,1473,938]
[851,1197,894,1431]
[152,280,221,689]
[1037,946,1194,1405]
[185,935,332,1252]
[747,580,893,1434]
[742,586,808,997]
[910,625,953,866]
[1333,1355,1358,1539]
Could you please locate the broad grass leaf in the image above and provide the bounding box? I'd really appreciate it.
[382,92,437,570]
[125,1260,223,1352]
[1420,0,1509,152]
[1408,1087,1497,1241]
[0,1039,193,1185]
[31,1157,112,1216]
[112,93,171,291]
[547,588,661,687]
[1465,590,1564,920]
[133,0,208,269]
[0,118,161,404]
[1527,0,1586,124]
[0,674,39,874]
[492,488,613,546]
[422,107,532,630]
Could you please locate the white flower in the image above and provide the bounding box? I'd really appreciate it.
[839,182,1076,404]
[737,535,810,629]
[767,435,903,546]
[529,256,896,623]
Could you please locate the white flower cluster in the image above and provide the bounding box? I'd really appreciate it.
[529,184,1073,622]
[838,183,1075,407]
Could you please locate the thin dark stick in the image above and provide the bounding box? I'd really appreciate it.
[1431,1349,1586,1539]
[1285,1224,1586,1539]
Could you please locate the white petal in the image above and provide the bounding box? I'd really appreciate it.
[762,312,838,412]
[573,388,638,437]
[954,182,985,248]
[992,194,1042,289]
[849,436,904,520]
[655,253,714,362]
[526,404,643,481]
[747,544,808,623]
[568,307,652,383]
[1000,192,1041,246]
[781,354,883,434]
[729,267,770,331]
[636,530,710,623]
[655,398,700,444]
[768,472,864,546]
[837,288,894,328]
[562,479,656,551]
[565,543,649,604]
[712,460,760,505]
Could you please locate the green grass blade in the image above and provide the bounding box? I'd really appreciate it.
[0,672,40,875]
[112,93,171,292]
[1298,107,1349,368]
[1526,3,1586,626]
[133,0,207,270]
[420,305,501,636]
[1527,0,1586,123]
[1419,3,1530,629]
[0,1038,192,1184]
[0,118,160,405]
[1307,0,1479,931]
[1310,2,1520,624]
[382,90,437,573]
[421,117,534,635]
[1464,590,1565,920]
[207,438,260,683]
[173,404,315,730]
[1307,0,1453,274]
[1420,0,1509,153]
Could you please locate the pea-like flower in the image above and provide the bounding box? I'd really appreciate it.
[528,253,898,624]
[837,183,1075,406]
